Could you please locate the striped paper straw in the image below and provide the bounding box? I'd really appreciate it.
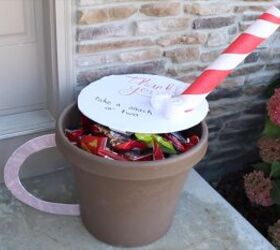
[152,6,280,118]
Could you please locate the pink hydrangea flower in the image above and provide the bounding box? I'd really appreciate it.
[267,88,280,127]
[269,220,280,249]
[244,170,273,207]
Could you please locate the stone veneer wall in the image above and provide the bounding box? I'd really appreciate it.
[74,0,280,181]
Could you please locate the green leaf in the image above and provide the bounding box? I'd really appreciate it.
[263,119,280,138]
[252,162,271,176]
[265,78,280,98]
[271,180,280,205]
[270,161,280,179]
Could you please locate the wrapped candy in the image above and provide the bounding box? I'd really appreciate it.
[80,135,107,154]
[98,148,128,161]
[124,151,153,161]
[135,134,177,154]
[65,116,200,161]
[189,135,199,145]
[113,140,148,151]
[65,129,84,143]
[134,133,153,144]
[153,139,165,160]
[171,132,188,144]
[80,135,128,161]
[91,123,110,136]
[163,133,185,152]
[183,135,200,151]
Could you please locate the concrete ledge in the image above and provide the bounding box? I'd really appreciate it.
[0,169,275,250]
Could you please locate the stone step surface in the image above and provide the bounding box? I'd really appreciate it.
[0,168,275,250]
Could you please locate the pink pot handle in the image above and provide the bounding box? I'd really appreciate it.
[4,134,80,216]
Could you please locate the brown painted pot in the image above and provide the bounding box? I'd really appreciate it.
[55,103,208,247]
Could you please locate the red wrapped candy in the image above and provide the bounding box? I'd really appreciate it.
[98,148,128,161]
[113,140,148,151]
[153,139,165,160]
[183,134,200,151]
[65,128,84,143]
[80,135,107,154]
[79,134,128,161]
[66,114,201,161]
[189,135,199,145]
[91,123,110,136]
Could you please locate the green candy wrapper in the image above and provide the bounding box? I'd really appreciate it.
[135,133,177,154]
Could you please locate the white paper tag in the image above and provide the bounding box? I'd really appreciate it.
[78,74,209,133]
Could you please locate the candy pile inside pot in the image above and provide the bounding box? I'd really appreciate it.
[65,115,200,161]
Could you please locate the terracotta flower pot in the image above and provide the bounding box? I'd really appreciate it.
[55,103,208,247]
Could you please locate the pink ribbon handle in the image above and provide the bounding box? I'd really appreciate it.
[4,134,80,216]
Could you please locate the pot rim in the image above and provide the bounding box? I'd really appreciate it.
[56,102,208,169]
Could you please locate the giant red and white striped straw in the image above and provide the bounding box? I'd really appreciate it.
[152,6,280,118]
